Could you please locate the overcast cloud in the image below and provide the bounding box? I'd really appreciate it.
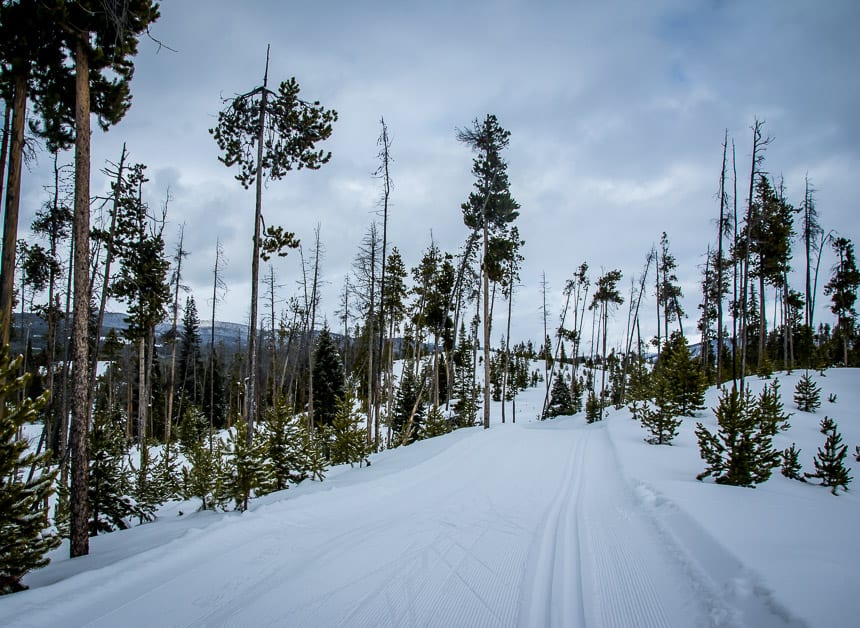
[18,0,860,348]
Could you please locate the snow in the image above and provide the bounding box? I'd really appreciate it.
[1,368,858,627]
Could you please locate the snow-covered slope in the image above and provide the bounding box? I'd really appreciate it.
[1,369,857,627]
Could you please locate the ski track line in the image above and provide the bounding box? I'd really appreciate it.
[579,426,673,628]
[517,424,589,628]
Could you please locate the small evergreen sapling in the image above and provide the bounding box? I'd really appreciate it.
[756,380,791,437]
[637,400,682,445]
[544,371,575,418]
[222,418,267,511]
[805,417,852,495]
[328,390,371,467]
[695,386,781,487]
[88,404,139,534]
[781,444,805,482]
[794,372,821,412]
[585,389,601,423]
[261,399,306,490]
[0,350,60,594]
[179,407,220,511]
[421,405,453,439]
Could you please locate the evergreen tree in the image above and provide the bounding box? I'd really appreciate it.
[261,398,306,490]
[781,444,805,482]
[756,380,791,437]
[452,324,478,426]
[177,295,203,407]
[570,375,584,414]
[179,407,219,511]
[0,349,60,594]
[301,426,327,482]
[328,390,371,467]
[311,324,345,427]
[636,398,682,446]
[151,438,181,503]
[654,332,707,417]
[211,56,336,441]
[421,405,453,439]
[824,236,860,366]
[805,416,852,494]
[222,418,267,511]
[544,371,575,418]
[457,114,520,430]
[585,389,601,423]
[88,402,138,534]
[695,386,781,487]
[794,373,821,412]
[393,363,425,443]
[130,442,160,525]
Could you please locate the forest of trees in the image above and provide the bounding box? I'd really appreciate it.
[1,1,859,595]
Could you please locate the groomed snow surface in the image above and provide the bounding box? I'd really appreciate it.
[2,368,858,627]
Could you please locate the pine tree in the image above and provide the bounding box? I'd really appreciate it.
[328,390,371,466]
[421,405,453,439]
[544,371,575,418]
[457,114,520,430]
[824,237,860,366]
[393,363,425,444]
[222,418,267,511]
[570,375,584,414]
[179,407,219,511]
[794,373,821,412]
[177,295,203,407]
[302,427,327,482]
[261,398,305,490]
[781,444,805,482]
[452,324,478,426]
[805,416,852,494]
[756,380,791,437]
[211,54,335,441]
[130,442,160,525]
[585,389,601,423]
[88,402,138,534]
[0,349,60,594]
[151,438,181,502]
[638,399,682,445]
[312,324,345,427]
[656,332,707,417]
[695,386,781,487]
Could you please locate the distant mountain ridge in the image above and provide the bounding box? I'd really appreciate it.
[10,311,250,354]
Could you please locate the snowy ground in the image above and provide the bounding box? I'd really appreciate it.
[1,368,858,627]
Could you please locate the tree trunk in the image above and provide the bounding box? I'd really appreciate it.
[70,39,92,558]
[0,73,27,347]
[246,73,268,444]
[89,144,127,410]
[716,131,727,383]
[0,102,10,232]
[165,224,184,442]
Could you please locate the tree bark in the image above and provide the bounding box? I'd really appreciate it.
[165,224,184,442]
[0,73,27,347]
[246,71,268,444]
[70,39,92,558]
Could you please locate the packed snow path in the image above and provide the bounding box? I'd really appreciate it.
[3,417,804,627]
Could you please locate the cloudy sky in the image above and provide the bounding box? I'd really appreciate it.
[19,0,860,349]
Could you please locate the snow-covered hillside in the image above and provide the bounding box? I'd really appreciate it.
[1,369,858,627]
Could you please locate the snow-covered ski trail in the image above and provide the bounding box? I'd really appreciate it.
[1,414,807,627]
